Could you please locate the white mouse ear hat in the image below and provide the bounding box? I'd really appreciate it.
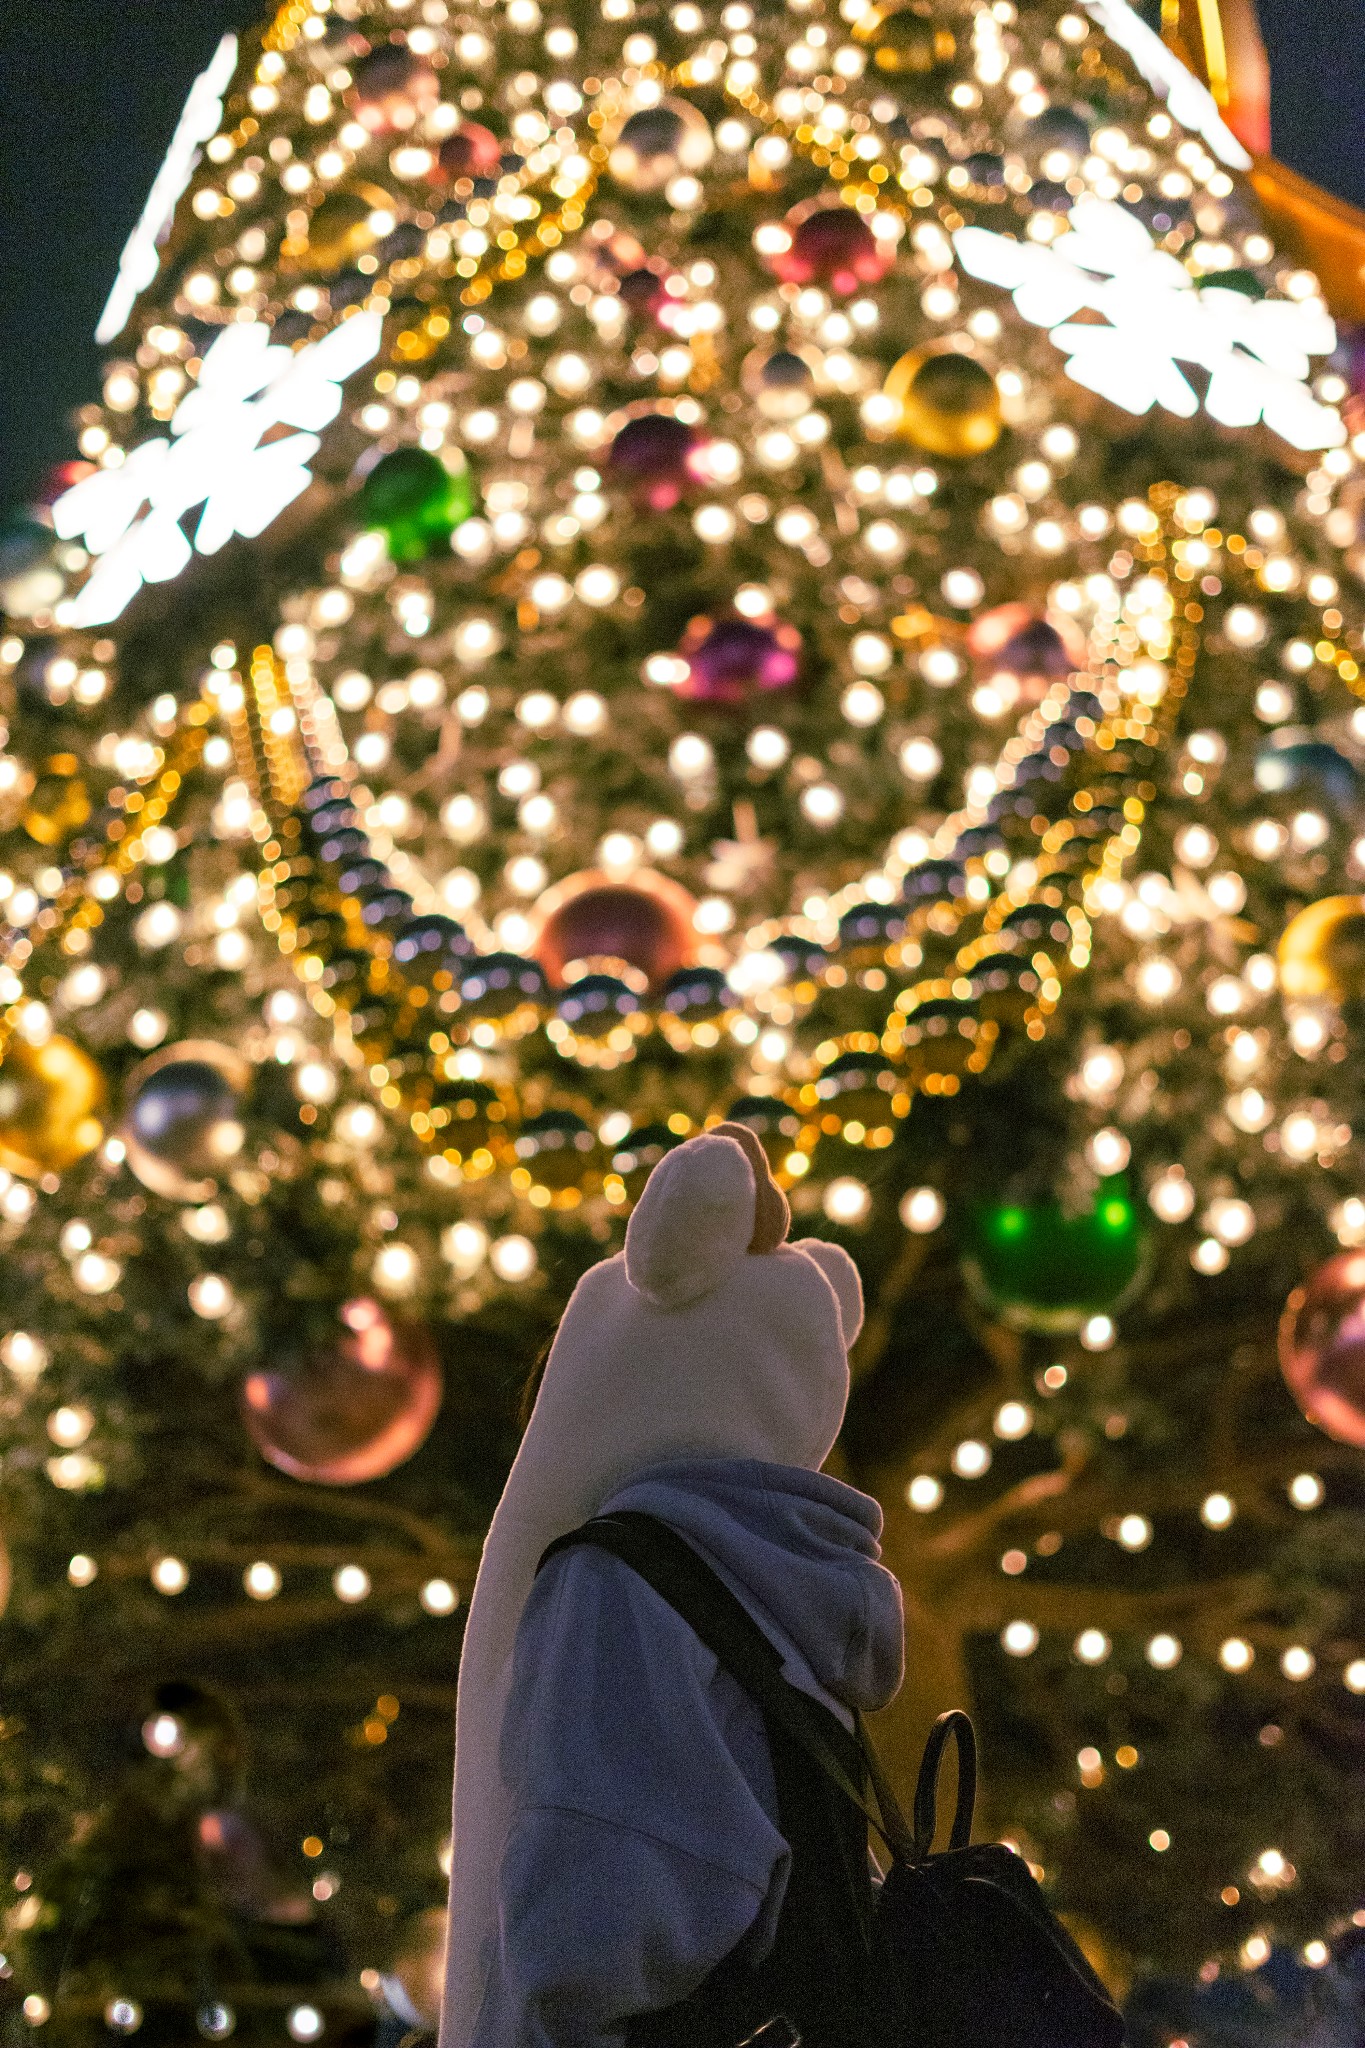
[441,1120,862,2048]
[624,1119,792,1307]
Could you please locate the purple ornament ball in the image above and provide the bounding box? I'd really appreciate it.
[607,413,708,510]
[677,614,802,706]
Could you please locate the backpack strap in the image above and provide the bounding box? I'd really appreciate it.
[536,1509,918,1865]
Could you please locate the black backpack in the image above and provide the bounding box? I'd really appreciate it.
[539,1510,1126,2048]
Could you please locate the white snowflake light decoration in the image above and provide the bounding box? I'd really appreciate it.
[955,201,1343,452]
[53,312,384,628]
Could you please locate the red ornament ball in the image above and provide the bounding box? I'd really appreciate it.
[241,1298,442,1484]
[766,204,892,296]
[677,613,801,705]
[349,45,440,134]
[1279,1252,1365,1448]
[530,870,698,991]
[436,121,502,183]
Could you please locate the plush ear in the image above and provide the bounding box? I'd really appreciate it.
[625,1133,756,1309]
[710,1121,790,1254]
[792,1238,865,1347]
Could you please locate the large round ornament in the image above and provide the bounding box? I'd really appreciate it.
[767,204,892,296]
[530,870,698,990]
[961,1178,1146,1332]
[852,3,956,73]
[349,45,440,134]
[607,413,709,510]
[121,1042,250,1204]
[677,613,801,705]
[0,1034,105,1180]
[241,1298,442,1484]
[884,350,1002,457]
[1279,1253,1365,1448]
[608,98,713,191]
[967,603,1084,694]
[1278,896,1365,1003]
[292,183,396,273]
[358,448,474,562]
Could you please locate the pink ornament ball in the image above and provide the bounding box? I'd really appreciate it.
[766,205,892,296]
[241,1298,442,1484]
[1279,1251,1365,1448]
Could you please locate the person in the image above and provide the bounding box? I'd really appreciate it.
[441,1122,906,2048]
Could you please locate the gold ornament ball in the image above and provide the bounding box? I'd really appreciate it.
[23,757,91,847]
[884,350,1002,458]
[852,3,956,73]
[1277,895,1365,1002]
[288,183,395,273]
[0,1035,106,1179]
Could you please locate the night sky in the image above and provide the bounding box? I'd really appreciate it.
[3,0,1363,518]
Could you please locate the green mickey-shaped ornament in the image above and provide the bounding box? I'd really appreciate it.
[961,1175,1147,1333]
[358,446,475,562]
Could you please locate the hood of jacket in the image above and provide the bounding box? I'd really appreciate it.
[601,1455,904,1714]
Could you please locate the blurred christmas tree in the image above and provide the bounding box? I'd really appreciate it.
[4,0,1365,2033]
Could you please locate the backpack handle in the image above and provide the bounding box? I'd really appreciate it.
[911,1709,977,1859]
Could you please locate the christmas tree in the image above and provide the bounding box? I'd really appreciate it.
[4,0,1365,2036]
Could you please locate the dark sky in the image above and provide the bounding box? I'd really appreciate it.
[2,0,1363,518]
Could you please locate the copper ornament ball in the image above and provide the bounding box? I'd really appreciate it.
[240,1298,443,1485]
[1279,1253,1365,1449]
[529,870,699,992]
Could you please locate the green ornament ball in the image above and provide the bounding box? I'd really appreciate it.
[960,1175,1146,1333]
[358,447,474,562]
